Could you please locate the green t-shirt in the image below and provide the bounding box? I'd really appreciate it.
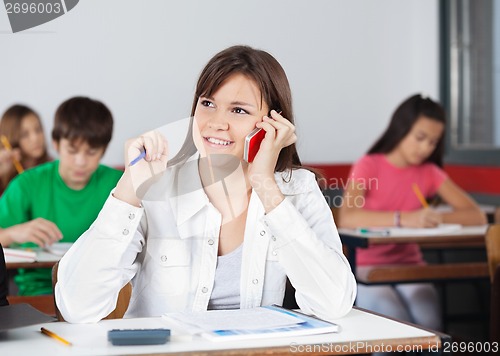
[0,160,122,295]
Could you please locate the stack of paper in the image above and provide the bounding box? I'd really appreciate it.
[3,248,36,263]
[162,305,340,341]
[43,242,73,256]
[4,243,73,264]
[356,223,463,237]
[389,223,462,236]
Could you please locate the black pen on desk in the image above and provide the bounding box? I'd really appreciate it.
[40,327,72,346]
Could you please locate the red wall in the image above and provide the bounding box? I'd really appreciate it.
[307,163,500,195]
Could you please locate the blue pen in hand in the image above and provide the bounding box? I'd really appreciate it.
[129,150,146,166]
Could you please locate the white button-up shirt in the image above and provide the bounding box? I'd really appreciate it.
[56,160,356,323]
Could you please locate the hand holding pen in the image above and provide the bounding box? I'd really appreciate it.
[127,131,168,167]
[114,131,169,207]
[0,135,24,174]
[402,183,442,228]
[412,183,429,208]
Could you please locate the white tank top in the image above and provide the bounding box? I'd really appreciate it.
[207,244,243,310]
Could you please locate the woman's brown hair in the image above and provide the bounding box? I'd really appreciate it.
[171,45,302,172]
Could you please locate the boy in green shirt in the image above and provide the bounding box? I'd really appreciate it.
[0,97,123,295]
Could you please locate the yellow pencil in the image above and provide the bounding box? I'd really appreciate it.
[40,327,72,346]
[0,135,24,174]
[412,183,429,208]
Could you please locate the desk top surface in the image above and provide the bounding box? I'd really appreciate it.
[0,308,442,356]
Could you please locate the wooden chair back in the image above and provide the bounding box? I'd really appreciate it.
[52,262,132,321]
[491,264,500,343]
[494,206,500,224]
[485,224,500,343]
[485,224,500,283]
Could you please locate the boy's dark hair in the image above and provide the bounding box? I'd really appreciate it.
[52,96,113,149]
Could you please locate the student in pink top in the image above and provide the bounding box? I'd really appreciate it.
[339,93,486,331]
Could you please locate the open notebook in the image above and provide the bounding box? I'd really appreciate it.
[162,305,340,341]
[4,243,73,263]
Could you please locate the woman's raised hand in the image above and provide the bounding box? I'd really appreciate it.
[248,110,296,181]
[114,131,168,206]
[248,110,296,213]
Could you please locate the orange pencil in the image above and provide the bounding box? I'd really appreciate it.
[0,135,24,174]
[412,183,429,208]
[40,327,72,346]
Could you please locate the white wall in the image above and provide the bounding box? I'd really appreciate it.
[0,0,439,166]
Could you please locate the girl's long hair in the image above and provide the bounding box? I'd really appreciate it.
[368,94,447,167]
[0,105,51,194]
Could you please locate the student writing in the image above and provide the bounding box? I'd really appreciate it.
[0,97,123,295]
[338,93,486,331]
[56,45,356,323]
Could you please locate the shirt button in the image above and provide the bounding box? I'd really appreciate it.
[161,255,167,262]
[202,287,208,293]
[122,228,129,235]
[271,236,276,241]
[128,213,135,220]
[208,239,214,246]
[252,279,259,285]
[260,230,266,236]
[272,250,277,256]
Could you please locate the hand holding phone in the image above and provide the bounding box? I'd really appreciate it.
[244,111,283,163]
[243,127,266,163]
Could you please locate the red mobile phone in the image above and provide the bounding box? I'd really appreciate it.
[243,127,266,163]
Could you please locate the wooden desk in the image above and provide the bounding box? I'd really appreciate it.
[4,246,65,270]
[340,225,491,333]
[6,260,57,270]
[338,225,489,280]
[5,252,61,316]
[0,307,449,355]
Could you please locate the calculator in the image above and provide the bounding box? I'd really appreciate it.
[108,328,171,345]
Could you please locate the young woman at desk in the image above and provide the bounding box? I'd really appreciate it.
[338,94,486,331]
[0,105,51,195]
[56,45,356,323]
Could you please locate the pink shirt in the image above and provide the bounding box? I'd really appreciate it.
[348,154,447,265]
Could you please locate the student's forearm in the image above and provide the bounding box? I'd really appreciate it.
[264,191,356,319]
[251,174,284,214]
[57,196,144,323]
[0,228,13,247]
[338,208,397,228]
[113,172,141,207]
[441,209,487,225]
